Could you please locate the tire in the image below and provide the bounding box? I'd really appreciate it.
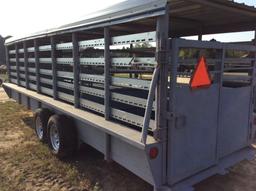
[34,108,52,142]
[47,114,77,158]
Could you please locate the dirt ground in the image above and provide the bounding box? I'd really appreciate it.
[1,88,256,191]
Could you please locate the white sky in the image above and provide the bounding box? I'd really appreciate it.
[0,0,255,42]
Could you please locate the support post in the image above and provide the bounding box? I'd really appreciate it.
[34,39,40,93]
[198,34,202,41]
[215,47,225,162]
[15,44,20,86]
[23,41,29,89]
[72,33,80,108]
[104,27,111,120]
[155,4,169,186]
[51,36,58,100]
[155,6,169,141]
[104,134,111,162]
[5,46,11,82]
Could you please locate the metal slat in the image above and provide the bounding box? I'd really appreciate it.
[10,79,18,84]
[40,78,53,85]
[20,81,26,87]
[56,42,73,50]
[28,68,36,73]
[10,58,16,62]
[58,92,74,103]
[112,77,151,90]
[112,31,156,45]
[18,49,24,53]
[111,108,155,129]
[28,75,36,81]
[79,38,105,48]
[80,86,155,110]
[39,58,52,64]
[9,49,16,54]
[19,58,25,62]
[80,74,150,90]
[57,81,73,89]
[80,74,103,83]
[10,66,17,70]
[29,83,37,90]
[57,71,73,79]
[41,87,53,96]
[11,72,17,77]
[57,58,73,65]
[28,58,36,63]
[80,98,105,114]
[78,31,156,48]
[50,57,155,67]
[225,58,255,64]
[28,47,35,52]
[39,45,51,51]
[20,73,26,79]
[40,69,52,76]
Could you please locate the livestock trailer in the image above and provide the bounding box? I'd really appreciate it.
[3,0,256,190]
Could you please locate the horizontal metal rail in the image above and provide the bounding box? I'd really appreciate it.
[9,31,156,53]
[40,87,53,96]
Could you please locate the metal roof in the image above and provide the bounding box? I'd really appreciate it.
[169,0,256,37]
[6,0,256,44]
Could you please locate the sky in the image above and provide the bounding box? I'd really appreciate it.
[0,0,255,42]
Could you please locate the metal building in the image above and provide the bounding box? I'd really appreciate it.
[3,0,256,190]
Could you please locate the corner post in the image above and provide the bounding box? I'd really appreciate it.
[34,39,40,93]
[155,3,169,186]
[23,41,29,89]
[104,27,111,120]
[72,33,80,108]
[155,5,169,141]
[15,44,21,86]
[51,36,58,100]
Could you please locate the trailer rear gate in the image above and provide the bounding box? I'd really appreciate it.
[3,0,256,190]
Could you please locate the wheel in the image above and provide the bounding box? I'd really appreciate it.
[34,108,52,142]
[47,114,77,158]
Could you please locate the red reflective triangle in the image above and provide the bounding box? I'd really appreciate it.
[190,56,211,89]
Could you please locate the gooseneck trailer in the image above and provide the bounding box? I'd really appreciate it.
[3,0,256,190]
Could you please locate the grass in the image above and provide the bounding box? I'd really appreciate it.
[0,101,152,191]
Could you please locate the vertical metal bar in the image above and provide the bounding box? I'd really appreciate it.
[215,46,225,163]
[129,44,133,78]
[248,30,256,142]
[104,27,111,120]
[34,39,40,93]
[168,38,179,182]
[155,4,169,185]
[23,41,29,89]
[155,6,169,140]
[5,46,11,82]
[15,44,20,86]
[51,36,58,99]
[72,33,80,108]
[198,34,202,41]
[104,134,111,162]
